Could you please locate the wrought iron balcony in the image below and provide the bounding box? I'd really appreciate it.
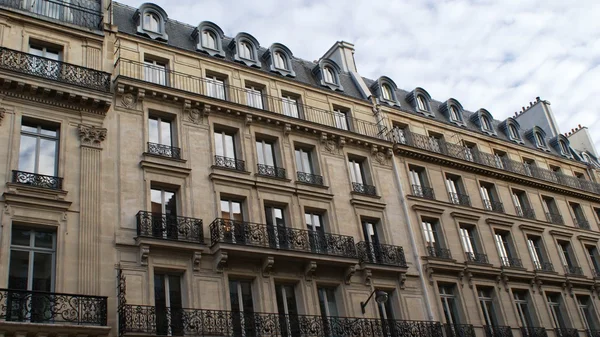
[257,164,286,179]
[214,155,246,171]
[563,265,584,276]
[593,269,600,279]
[466,252,489,264]
[12,170,63,190]
[147,142,181,160]
[0,47,110,91]
[521,327,548,337]
[411,184,435,200]
[501,257,523,268]
[545,212,564,225]
[356,241,407,267]
[534,261,554,272]
[445,324,476,337]
[448,192,471,207]
[296,171,324,186]
[427,246,453,260]
[515,206,536,220]
[588,329,600,337]
[0,288,107,325]
[352,182,377,196]
[209,218,357,259]
[121,305,443,337]
[136,211,203,244]
[555,328,578,337]
[484,325,513,337]
[0,0,103,30]
[483,200,504,213]
[574,218,591,230]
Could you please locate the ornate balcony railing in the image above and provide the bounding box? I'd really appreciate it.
[588,329,600,337]
[411,184,435,200]
[484,325,513,337]
[12,170,63,190]
[0,288,107,325]
[427,246,453,260]
[0,0,103,30]
[352,182,377,196]
[563,265,584,276]
[445,324,476,337]
[555,328,579,337]
[136,211,203,244]
[392,129,600,196]
[356,241,407,267]
[214,155,246,171]
[257,164,286,179]
[534,261,554,272]
[209,218,357,259]
[466,252,489,264]
[593,269,600,279]
[515,206,536,220]
[545,212,564,225]
[147,142,181,160]
[448,192,471,207]
[121,305,443,337]
[483,200,504,213]
[521,327,548,337]
[574,218,591,230]
[500,257,523,268]
[297,171,324,186]
[115,58,386,140]
[0,47,110,91]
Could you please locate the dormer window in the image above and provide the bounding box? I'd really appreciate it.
[264,43,295,77]
[313,59,343,91]
[193,22,226,58]
[382,84,393,101]
[582,152,591,163]
[202,30,216,49]
[440,99,464,126]
[450,106,460,121]
[373,76,400,106]
[323,67,335,84]
[274,52,286,70]
[417,95,428,111]
[231,33,261,67]
[534,132,545,147]
[508,124,519,139]
[135,4,168,41]
[481,116,492,131]
[240,42,253,60]
[143,12,159,32]
[559,141,569,155]
[408,88,433,117]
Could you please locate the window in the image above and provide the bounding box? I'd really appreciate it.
[588,246,600,277]
[221,199,243,222]
[245,85,264,110]
[534,132,545,147]
[333,108,349,130]
[508,124,519,140]
[495,231,517,267]
[527,236,548,271]
[323,67,335,84]
[19,121,59,177]
[229,279,255,336]
[522,157,536,176]
[136,4,168,40]
[144,58,167,86]
[275,283,299,335]
[306,211,325,253]
[570,202,588,228]
[459,225,478,258]
[151,187,177,216]
[577,295,599,330]
[428,132,444,153]
[29,43,61,78]
[206,75,226,100]
[143,12,160,32]
[416,95,427,111]
[512,189,534,219]
[481,116,492,131]
[362,220,383,263]
[449,106,460,121]
[273,52,286,70]
[493,150,507,169]
[9,227,56,291]
[348,157,371,190]
[148,116,173,147]
[281,93,300,118]
[317,287,338,317]
[513,290,535,328]
[557,240,578,273]
[409,165,431,198]
[239,41,253,60]
[477,287,499,327]
[214,130,237,161]
[439,284,461,325]
[445,174,467,206]
[480,182,502,213]
[575,172,586,180]
[256,139,281,177]
[542,196,562,225]
[462,141,476,162]
[295,148,314,175]
[382,84,393,101]
[154,273,183,336]
[546,293,568,329]
[201,30,216,49]
[559,141,569,155]
[376,289,395,320]
[422,219,448,258]
[265,205,286,248]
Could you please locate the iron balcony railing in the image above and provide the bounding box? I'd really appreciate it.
[484,325,513,337]
[12,170,63,190]
[214,155,246,171]
[391,129,600,196]
[121,305,443,337]
[448,192,471,207]
[588,330,600,337]
[501,257,523,268]
[356,241,408,267]
[534,261,554,272]
[515,205,536,220]
[574,218,591,230]
[296,171,324,186]
[563,265,584,276]
[115,58,386,140]
[147,142,182,160]
[136,211,204,244]
[520,327,548,337]
[483,200,504,213]
[555,328,579,337]
[445,324,476,337]
[0,288,107,325]
[0,47,110,91]
[593,269,600,279]
[427,246,453,260]
[0,0,103,30]
[257,164,286,179]
[545,212,564,225]
[466,252,489,264]
[411,184,435,200]
[209,218,357,259]
[352,182,377,196]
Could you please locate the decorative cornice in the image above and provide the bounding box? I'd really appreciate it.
[486,218,514,227]
[450,211,481,221]
[549,230,573,238]
[412,204,445,215]
[577,234,599,243]
[519,224,544,233]
[78,124,107,148]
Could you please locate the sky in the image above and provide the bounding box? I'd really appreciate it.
[118,0,600,151]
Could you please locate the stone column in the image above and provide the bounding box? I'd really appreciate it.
[77,124,107,295]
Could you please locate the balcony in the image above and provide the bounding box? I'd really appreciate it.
[0,47,110,91]
[209,218,357,259]
[483,200,504,213]
[515,206,536,220]
[563,265,584,276]
[0,288,107,325]
[485,326,513,337]
[214,155,246,171]
[136,211,203,244]
[352,182,377,196]
[427,246,453,260]
[574,218,591,230]
[545,212,564,225]
[448,192,471,207]
[12,170,63,190]
[465,252,489,264]
[411,184,435,200]
[588,330,600,337]
[0,0,103,30]
[534,261,554,272]
[257,164,286,179]
[445,324,476,337]
[121,305,443,337]
[521,327,548,337]
[501,257,523,268]
[147,142,182,160]
[356,242,407,267]
[555,328,579,337]
[296,171,324,186]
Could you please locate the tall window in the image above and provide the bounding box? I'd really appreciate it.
[422,219,444,257]
[547,293,567,329]
[459,225,478,257]
[527,236,545,270]
[513,290,534,328]
[9,227,56,291]
[206,75,226,100]
[377,289,395,320]
[221,199,243,222]
[577,295,598,330]
[557,241,577,270]
[256,139,277,168]
[201,30,216,49]
[445,174,465,205]
[570,202,587,227]
[323,67,335,84]
[282,94,299,118]
[19,121,59,177]
[449,106,460,121]
[229,279,255,336]
[481,116,492,131]
[493,150,506,169]
[143,12,160,32]
[333,108,349,130]
[409,165,429,197]
[29,43,61,78]
[462,142,476,162]
[494,231,515,267]
[559,141,569,155]
[542,196,562,224]
[245,85,264,109]
[439,284,461,325]
[523,158,536,176]
[151,187,178,239]
[381,84,393,101]
[144,58,167,86]
[416,95,427,111]
[317,287,338,317]
[214,130,236,160]
[348,158,366,185]
[477,287,499,326]
[479,183,494,211]
[295,148,314,174]
[275,283,299,335]
[148,116,173,147]
[509,124,519,140]
[239,41,252,60]
[391,124,407,144]
[154,273,183,336]
[587,246,600,276]
[512,189,533,218]
[273,52,287,70]
[534,132,545,147]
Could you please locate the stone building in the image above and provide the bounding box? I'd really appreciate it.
[1,1,600,337]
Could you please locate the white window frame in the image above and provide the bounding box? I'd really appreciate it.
[295,148,313,174]
[206,75,226,100]
[245,86,264,110]
[417,95,427,111]
[323,67,335,84]
[239,41,253,60]
[333,108,349,130]
[201,30,217,50]
[214,131,236,159]
[282,95,299,118]
[382,84,393,101]
[273,51,287,70]
[348,159,365,185]
[144,58,167,86]
[256,139,276,167]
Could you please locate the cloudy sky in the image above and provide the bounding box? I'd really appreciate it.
[119,0,600,150]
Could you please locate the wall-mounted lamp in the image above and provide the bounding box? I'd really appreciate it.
[361,290,388,314]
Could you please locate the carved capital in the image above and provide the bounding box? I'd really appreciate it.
[304,261,317,281]
[193,251,202,272]
[246,114,253,125]
[78,124,107,148]
[203,104,211,116]
[136,88,145,101]
[262,256,275,277]
[140,245,150,266]
[344,265,355,285]
[338,137,346,148]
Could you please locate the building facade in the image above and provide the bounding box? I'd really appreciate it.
[1,1,600,337]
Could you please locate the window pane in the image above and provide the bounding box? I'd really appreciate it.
[220,200,230,218]
[225,134,235,159]
[9,250,30,289]
[12,228,31,246]
[18,134,37,173]
[301,151,312,173]
[35,231,54,249]
[264,143,274,166]
[151,189,163,213]
[160,120,172,146]
[40,126,57,137]
[32,252,53,291]
[214,132,224,157]
[38,139,57,176]
[164,191,176,216]
[149,118,159,144]
[256,141,264,165]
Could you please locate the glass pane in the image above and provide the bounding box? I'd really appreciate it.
[326,289,338,317]
[229,280,240,311]
[32,252,53,291]
[154,274,166,307]
[44,49,60,61]
[18,135,37,173]
[9,250,30,289]
[40,126,57,137]
[225,134,235,159]
[256,141,264,165]
[240,281,254,313]
[148,118,159,144]
[160,120,172,146]
[214,132,224,157]
[29,46,44,57]
[38,139,57,176]
[21,124,38,133]
[295,150,302,171]
[168,275,182,309]
[151,189,163,214]
[301,152,311,173]
[12,228,31,246]
[220,200,230,219]
[264,143,274,166]
[164,191,176,216]
[34,231,54,249]
[232,202,242,221]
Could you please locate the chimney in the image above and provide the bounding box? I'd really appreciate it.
[321,41,358,73]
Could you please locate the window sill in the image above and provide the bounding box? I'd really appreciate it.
[295,181,329,189]
[211,165,251,175]
[255,173,291,182]
[351,191,380,199]
[143,152,186,163]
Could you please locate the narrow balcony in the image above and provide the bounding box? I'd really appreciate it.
[352,182,377,196]
[427,246,453,260]
[515,206,536,220]
[12,170,63,190]
[555,328,579,337]
[534,261,554,272]
[209,218,357,259]
[521,327,548,337]
[483,200,504,213]
[356,242,407,267]
[296,171,324,186]
[257,164,286,179]
[485,326,513,337]
[501,257,523,268]
[0,288,107,326]
[448,192,471,207]
[588,330,600,337]
[147,142,182,160]
[466,252,489,264]
[411,184,435,200]
[0,0,103,30]
[214,155,246,171]
[574,218,591,230]
[445,323,475,337]
[0,47,110,91]
[545,212,564,225]
[563,265,584,276]
[121,305,443,337]
[136,211,204,244]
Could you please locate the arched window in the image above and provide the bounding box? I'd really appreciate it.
[417,95,427,111]
[508,124,519,139]
[449,106,460,121]
[143,12,160,32]
[274,51,286,70]
[559,141,569,154]
[202,30,216,50]
[323,67,335,84]
[534,132,545,147]
[582,153,591,163]
[382,84,393,101]
[481,116,492,131]
[239,41,252,60]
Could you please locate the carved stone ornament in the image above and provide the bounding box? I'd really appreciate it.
[140,245,150,266]
[121,93,136,109]
[364,268,373,286]
[324,140,337,154]
[344,265,355,285]
[399,273,407,290]
[188,108,202,124]
[262,256,275,277]
[305,261,317,281]
[193,251,202,272]
[214,251,228,273]
[78,124,107,147]
[0,107,5,125]
[374,151,387,165]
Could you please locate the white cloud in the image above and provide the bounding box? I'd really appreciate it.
[119,0,600,151]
